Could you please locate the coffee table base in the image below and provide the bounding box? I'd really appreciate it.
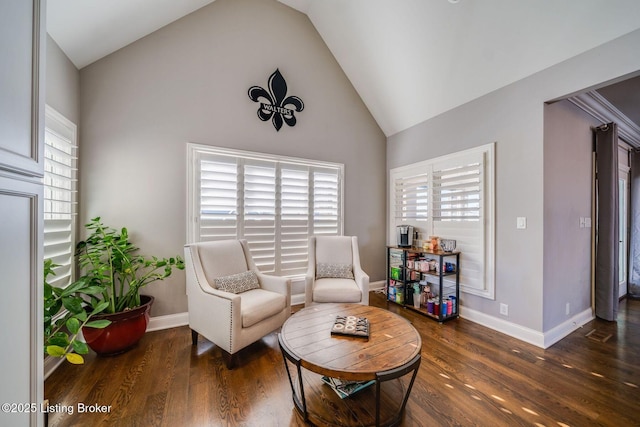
[279,333,421,427]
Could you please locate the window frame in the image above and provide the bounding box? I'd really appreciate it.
[187,143,344,277]
[389,143,495,299]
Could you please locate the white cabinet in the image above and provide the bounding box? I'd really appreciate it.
[0,1,45,426]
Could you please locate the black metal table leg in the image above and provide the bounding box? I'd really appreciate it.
[375,354,421,427]
[278,333,308,421]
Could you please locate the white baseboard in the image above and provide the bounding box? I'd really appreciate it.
[541,308,594,348]
[460,306,594,349]
[369,280,385,291]
[147,311,189,332]
[460,307,546,347]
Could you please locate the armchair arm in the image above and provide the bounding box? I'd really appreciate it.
[305,237,317,307]
[304,274,314,307]
[353,263,370,305]
[351,236,370,305]
[257,272,291,298]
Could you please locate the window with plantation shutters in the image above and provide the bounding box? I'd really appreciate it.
[43,106,78,289]
[389,143,495,299]
[188,144,344,277]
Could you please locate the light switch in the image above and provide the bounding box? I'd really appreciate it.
[585,217,592,228]
[516,217,527,229]
[579,217,585,228]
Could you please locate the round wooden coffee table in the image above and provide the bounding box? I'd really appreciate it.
[278,303,421,426]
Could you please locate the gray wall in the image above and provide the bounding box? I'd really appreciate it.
[46,34,80,124]
[387,28,640,335]
[543,100,598,330]
[79,0,386,316]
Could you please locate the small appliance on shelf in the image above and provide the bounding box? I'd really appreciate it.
[396,225,414,247]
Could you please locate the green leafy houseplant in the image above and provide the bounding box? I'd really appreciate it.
[75,217,184,314]
[44,217,184,363]
[44,259,111,364]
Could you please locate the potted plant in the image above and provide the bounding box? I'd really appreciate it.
[44,259,111,364]
[45,217,184,359]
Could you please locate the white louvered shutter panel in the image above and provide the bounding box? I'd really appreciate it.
[279,166,310,276]
[199,156,239,241]
[243,160,277,273]
[43,111,77,288]
[313,168,341,236]
[394,172,429,224]
[432,152,484,292]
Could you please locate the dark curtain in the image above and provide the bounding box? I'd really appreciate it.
[628,150,640,299]
[594,123,619,321]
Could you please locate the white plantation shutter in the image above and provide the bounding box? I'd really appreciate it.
[188,144,343,277]
[432,152,485,294]
[280,167,310,276]
[199,157,239,240]
[43,107,78,288]
[394,172,429,223]
[432,162,481,221]
[313,169,341,235]
[389,144,495,299]
[243,161,277,272]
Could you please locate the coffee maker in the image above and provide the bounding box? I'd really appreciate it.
[396,225,414,247]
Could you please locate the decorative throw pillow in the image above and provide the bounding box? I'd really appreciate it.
[316,263,354,279]
[214,270,260,294]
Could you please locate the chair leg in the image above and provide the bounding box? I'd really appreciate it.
[191,329,198,345]
[221,350,237,369]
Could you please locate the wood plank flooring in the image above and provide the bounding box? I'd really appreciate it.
[45,293,640,426]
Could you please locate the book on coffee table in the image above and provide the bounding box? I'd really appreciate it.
[331,315,369,338]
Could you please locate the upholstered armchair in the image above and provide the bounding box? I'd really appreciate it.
[184,240,291,368]
[305,236,369,307]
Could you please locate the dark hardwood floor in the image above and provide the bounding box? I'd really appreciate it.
[45,292,640,426]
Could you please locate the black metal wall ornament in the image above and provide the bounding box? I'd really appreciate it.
[248,69,304,131]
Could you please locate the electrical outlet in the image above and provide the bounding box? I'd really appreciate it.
[500,303,508,316]
[516,217,527,229]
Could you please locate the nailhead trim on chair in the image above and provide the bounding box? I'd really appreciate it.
[229,301,234,353]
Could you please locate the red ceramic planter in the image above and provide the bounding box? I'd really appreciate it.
[83,295,154,355]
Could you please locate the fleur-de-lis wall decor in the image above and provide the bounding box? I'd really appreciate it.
[248,69,304,131]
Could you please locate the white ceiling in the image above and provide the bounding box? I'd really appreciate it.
[47,0,640,136]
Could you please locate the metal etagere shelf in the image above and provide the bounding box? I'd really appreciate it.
[386,246,460,322]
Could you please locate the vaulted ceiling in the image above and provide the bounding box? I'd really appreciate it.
[47,0,640,136]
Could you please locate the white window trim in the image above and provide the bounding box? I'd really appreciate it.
[186,143,344,277]
[389,143,495,299]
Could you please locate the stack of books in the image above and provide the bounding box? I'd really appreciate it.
[320,376,375,399]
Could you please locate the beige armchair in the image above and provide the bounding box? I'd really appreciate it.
[184,240,291,368]
[305,236,369,307]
